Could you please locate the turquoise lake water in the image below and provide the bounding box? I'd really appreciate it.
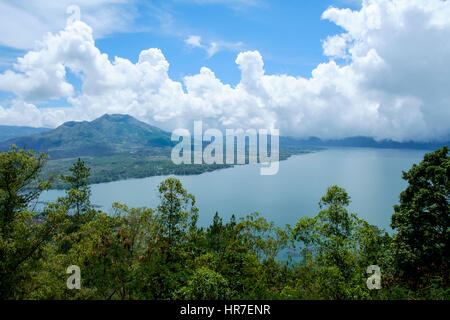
[40,147,428,231]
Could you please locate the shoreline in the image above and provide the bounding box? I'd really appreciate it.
[44,148,321,190]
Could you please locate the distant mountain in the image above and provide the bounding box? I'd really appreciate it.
[280,136,449,150]
[0,114,173,159]
[1,114,447,161]
[0,125,51,142]
[2,114,447,188]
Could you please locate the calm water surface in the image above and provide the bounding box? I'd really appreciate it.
[40,148,428,231]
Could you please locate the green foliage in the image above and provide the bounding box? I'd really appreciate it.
[179,267,232,300]
[237,212,288,260]
[391,146,449,288]
[80,205,156,299]
[43,154,233,189]
[53,158,96,253]
[2,115,312,189]
[0,145,49,231]
[157,177,198,246]
[61,158,92,218]
[0,114,173,159]
[0,146,448,300]
[291,185,380,299]
[0,146,63,299]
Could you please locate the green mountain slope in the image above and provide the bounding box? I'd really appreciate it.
[0,114,314,188]
[4,113,445,189]
[0,125,50,142]
[0,114,173,159]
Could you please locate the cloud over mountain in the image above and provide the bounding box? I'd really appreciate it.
[0,0,449,142]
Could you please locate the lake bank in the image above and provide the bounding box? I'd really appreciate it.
[39,147,429,232]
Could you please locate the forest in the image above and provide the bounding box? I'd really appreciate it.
[0,145,448,300]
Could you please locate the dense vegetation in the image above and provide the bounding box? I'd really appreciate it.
[0,145,448,300]
[0,114,316,189]
[0,114,174,159]
[40,146,312,189]
[42,154,233,189]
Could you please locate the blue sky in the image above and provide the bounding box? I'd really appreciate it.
[92,0,359,84]
[0,0,448,142]
[0,0,359,88]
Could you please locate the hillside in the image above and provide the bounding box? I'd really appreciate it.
[0,114,237,188]
[0,114,173,159]
[0,125,50,142]
[2,114,448,188]
[3,114,446,158]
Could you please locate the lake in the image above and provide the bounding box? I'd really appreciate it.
[39,147,428,231]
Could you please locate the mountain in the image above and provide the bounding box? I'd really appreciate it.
[2,114,447,160]
[0,125,51,142]
[1,113,446,188]
[280,136,449,150]
[2,113,447,159]
[0,114,173,159]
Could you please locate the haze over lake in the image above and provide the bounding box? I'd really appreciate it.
[40,147,428,231]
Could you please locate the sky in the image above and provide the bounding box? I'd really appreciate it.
[0,0,449,142]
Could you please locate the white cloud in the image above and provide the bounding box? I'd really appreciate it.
[0,0,449,142]
[0,100,67,127]
[0,0,136,50]
[322,34,351,59]
[185,35,243,57]
[185,35,202,47]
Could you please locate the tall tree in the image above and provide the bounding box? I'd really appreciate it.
[54,158,94,254]
[391,146,449,285]
[0,146,63,299]
[0,145,49,234]
[157,177,198,247]
[292,185,383,299]
[61,158,92,221]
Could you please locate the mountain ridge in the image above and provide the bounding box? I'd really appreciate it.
[0,114,173,159]
[1,114,446,189]
[0,125,51,143]
[280,136,449,150]
[1,114,447,160]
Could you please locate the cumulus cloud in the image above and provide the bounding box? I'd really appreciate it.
[0,0,449,142]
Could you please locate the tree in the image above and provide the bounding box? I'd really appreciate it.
[0,145,49,234]
[294,186,357,270]
[179,267,232,300]
[61,158,92,219]
[81,203,157,300]
[156,177,198,247]
[54,158,94,253]
[292,185,385,299]
[391,146,449,286]
[0,146,64,299]
[206,212,223,252]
